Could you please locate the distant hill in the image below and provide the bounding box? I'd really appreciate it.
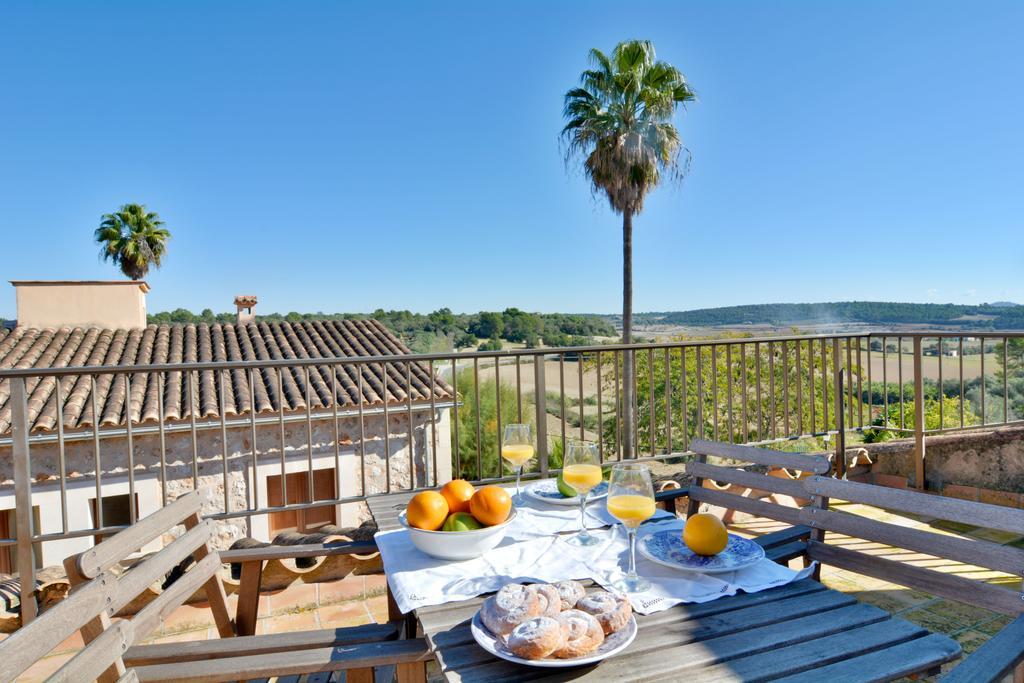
[630,301,1024,329]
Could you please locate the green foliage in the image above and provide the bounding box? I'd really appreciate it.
[478,337,503,352]
[451,368,534,480]
[95,203,171,280]
[562,40,695,216]
[454,332,478,349]
[862,396,978,442]
[471,312,504,339]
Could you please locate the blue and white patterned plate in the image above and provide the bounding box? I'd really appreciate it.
[524,479,608,506]
[638,529,765,574]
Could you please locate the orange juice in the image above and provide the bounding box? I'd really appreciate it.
[501,444,534,466]
[562,464,603,493]
[607,495,656,528]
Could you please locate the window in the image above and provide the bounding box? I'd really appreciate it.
[89,493,140,544]
[0,507,42,575]
[266,468,337,537]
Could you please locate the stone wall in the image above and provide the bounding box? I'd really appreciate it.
[861,424,1024,492]
[0,407,452,564]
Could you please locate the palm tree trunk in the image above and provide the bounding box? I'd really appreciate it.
[621,210,635,458]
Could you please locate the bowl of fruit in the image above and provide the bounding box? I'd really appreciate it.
[400,480,516,560]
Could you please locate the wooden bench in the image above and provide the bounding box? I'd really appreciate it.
[0,489,430,683]
[684,438,1024,683]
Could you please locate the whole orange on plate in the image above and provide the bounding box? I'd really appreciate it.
[440,479,476,514]
[683,513,728,556]
[469,486,512,526]
[406,490,449,530]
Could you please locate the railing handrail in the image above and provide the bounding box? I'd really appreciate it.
[0,331,877,379]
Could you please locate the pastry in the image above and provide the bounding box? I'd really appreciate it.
[506,616,568,660]
[576,590,632,634]
[552,609,604,658]
[530,583,563,617]
[480,583,543,635]
[552,580,586,610]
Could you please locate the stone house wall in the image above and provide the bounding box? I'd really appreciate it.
[0,408,452,567]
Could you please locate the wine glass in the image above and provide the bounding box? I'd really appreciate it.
[501,424,533,503]
[562,440,603,546]
[607,462,655,592]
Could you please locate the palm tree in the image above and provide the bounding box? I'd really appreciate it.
[562,40,695,457]
[95,204,171,280]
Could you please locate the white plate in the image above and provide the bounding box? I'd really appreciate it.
[638,529,765,574]
[524,479,609,507]
[470,610,637,668]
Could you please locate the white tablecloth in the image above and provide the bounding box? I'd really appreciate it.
[376,486,812,615]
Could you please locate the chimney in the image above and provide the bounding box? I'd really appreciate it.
[234,295,257,324]
[11,280,149,329]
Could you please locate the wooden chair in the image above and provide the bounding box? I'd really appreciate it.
[680,438,1024,683]
[0,489,429,683]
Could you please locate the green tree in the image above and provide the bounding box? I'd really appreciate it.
[471,312,504,339]
[95,203,171,279]
[502,308,542,344]
[562,40,695,456]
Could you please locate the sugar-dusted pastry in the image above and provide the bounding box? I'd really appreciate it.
[530,583,563,618]
[552,609,604,658]
[552,580,586,610]
[480,583,543,636]
[507,616,568,660]
[576,590,632,634]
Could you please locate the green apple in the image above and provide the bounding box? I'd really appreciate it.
[442,512,484,532]
[556,471,578,498]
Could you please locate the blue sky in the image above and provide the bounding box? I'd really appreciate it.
[1,1,1022,318]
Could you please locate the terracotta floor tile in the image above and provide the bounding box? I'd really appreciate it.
[318,601,371,628]
[258,609,320,635]
[17,652,74,682]
[319,575,366,604]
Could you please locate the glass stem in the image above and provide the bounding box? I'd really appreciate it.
[627,528,638,577]
[515,466,522,498]
[578,493,588,536]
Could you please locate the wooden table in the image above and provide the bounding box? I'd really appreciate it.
[367,495,962,682]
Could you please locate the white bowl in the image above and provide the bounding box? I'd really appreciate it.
[399,508,517,560]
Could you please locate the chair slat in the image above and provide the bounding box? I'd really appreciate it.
[688,487,803,526]
[125,623,402,666]
[130,552,222,641]
[0,572,116,681]
[800,506,1024,576]
[49,620,131,683]
[133,639,430,683]
[77,490,207,578]
[111,519,215,616]
[804,475,1024,535]
[690,438,831,474]
[219,540,378,563]
[807,540,1024,616]
[686,462,808,499]
[940,615,1024,683]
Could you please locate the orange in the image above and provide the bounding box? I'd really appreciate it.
[406,491,449,530]
[683,513,728,556]
[440,479,476,514]
[469,486,512,526]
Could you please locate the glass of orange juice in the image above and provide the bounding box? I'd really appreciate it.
[563,440,603,547]
[607,462,654,592]
[502,424,534,503]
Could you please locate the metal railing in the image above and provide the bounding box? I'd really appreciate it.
[1,329,1022,623]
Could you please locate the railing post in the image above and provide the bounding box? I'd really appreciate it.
[11,377,37,625]
[534,356,548,477]
[832,339,846,479]
[913,336,926,490]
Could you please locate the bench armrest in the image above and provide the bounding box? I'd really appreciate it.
[654,486,689,504]
[220,539,378,563]
[941,614,1024,683]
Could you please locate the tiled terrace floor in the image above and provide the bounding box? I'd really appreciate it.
[15,500,1022,681]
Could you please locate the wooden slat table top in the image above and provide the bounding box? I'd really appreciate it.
[419,579,960,682]
[366,492,961,681]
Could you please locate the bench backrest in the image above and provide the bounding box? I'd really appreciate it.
[0,489,233,682]
[686,439,1024,617]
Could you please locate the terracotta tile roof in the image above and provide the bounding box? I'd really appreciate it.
[0,320,453,435]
